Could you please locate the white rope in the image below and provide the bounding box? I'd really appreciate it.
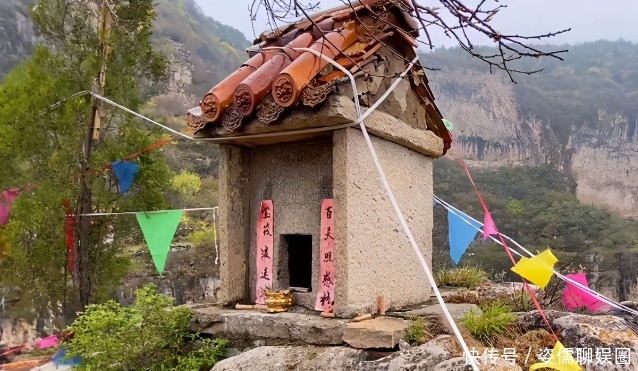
[75,207,218,217]
[433,195,638,316]
[212,209,219,265]
[289,47,479,370]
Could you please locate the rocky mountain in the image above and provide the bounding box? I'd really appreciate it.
[0,0,33,80]
[0,0,248,97]
[425,41,638,217]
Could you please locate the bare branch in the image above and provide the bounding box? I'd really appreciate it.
[248,0,571,82]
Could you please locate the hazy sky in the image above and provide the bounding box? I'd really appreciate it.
[194,0,637,47]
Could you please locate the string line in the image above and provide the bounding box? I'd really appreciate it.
[75,207,218,217]
[433,194,638,316]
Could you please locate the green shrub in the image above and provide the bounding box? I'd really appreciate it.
[462,301,516,341]
[405,317,432,346]
[435,266,489,289]
[66,284,227,370]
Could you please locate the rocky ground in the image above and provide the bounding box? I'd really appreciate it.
[197,282,638,371]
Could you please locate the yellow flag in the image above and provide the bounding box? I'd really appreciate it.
[530,341,582,371]
[511,249,558,289]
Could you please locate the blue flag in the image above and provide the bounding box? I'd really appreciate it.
[112,161,140,194]
[447,207,482,264]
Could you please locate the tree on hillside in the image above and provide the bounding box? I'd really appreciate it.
[0,0,171,318]
[252,0,570,81]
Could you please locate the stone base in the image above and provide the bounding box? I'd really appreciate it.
[190,306,347,346]
[342,317,411,349]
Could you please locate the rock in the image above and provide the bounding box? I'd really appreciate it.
[398,339,410,351]
[403,303,481,321]
[342,317,410,349]
[224,348,242,358]
[515,310,570,332]
[432,357,472,371]
[433,356,522,371]
[551,313,638,370]
[477,282,540,302]
[32,363,73,371]
[361,335,458,370]
[211,345,366,371]
[191,306,347,345]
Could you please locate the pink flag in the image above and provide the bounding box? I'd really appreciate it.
[315,199,335,312]
[255,200,274,304]
[0,188,21,226]
[563,273,610,312]
[483,211,498,240]
[35,335,59,349]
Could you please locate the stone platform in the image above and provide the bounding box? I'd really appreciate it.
[190,306,412,349]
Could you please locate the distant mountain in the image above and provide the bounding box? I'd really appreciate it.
[424,41,638,217]
[0,0,249,96]
[0,0,33,80]
[154,0,249,97]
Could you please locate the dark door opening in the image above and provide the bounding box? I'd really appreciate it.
[283,234,313,291]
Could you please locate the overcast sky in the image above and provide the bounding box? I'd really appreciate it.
[194,0,637,47]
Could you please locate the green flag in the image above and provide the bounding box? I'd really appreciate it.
[136,210,183,274]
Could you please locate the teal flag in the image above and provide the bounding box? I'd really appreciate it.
[136,210,183,273]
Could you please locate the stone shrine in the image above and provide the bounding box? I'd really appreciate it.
[186,0,451,318]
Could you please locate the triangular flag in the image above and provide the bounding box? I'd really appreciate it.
[136,210,183,274]
[563,273,610,312]
[482,211,498,240]
[447,208,482,264]
[112,161,140,194]
[511,249,558,289]
[0,188,21,226]
[530,341,582,371]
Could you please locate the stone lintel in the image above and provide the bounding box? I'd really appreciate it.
[201,95,444,157]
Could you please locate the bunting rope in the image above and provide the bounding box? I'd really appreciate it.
[75,207,218,217]
[433,195,638,316]
[459,159,560,342]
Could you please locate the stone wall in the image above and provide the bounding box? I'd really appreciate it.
[248,137,334,308]
[333,128,433,317]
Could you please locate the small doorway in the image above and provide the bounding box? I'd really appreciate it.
[281,234,313,291]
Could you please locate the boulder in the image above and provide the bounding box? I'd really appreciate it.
[360,335,459,370]
[342,317,410,349]
[211,345,366,371]
[433,356,522,371]
[477,282,540,302]
[552,313,638,370]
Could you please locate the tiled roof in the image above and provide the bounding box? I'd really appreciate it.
[186,0,451,153]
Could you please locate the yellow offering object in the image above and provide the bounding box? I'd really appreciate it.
[511,249,558,289]
[530,341,582,371]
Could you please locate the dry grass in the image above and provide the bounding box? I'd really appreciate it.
[446,290,481,305]
[435,267,489,289]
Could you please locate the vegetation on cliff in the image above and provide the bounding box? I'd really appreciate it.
[425,40,638,143]
[433,158,638,280]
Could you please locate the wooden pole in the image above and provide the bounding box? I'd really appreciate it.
[76,0,111,308]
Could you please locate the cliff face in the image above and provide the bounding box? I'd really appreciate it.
[0,0,33,79]
[430,69,544,166]
[569,110,638,217]
[428,60,638,217]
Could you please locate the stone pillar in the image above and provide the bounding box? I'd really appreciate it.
[333,128,434,317]
[218,144,251,304]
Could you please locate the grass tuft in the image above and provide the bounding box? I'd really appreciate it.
[462,301,516,342]
[435,266,489,289]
